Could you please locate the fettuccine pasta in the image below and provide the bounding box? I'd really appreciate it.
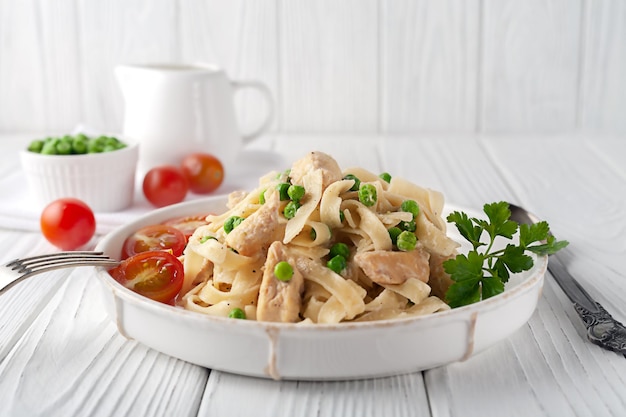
[180,152,458,323]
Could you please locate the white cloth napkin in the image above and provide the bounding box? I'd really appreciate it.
[0,149,285,235]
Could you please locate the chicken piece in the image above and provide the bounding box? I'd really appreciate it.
[354,246,430,285]
[225,190,284,257]
[290,151,343,191]
[428,252,455,300]
[257,241,305,322]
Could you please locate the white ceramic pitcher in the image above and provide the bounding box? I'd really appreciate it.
[115,63,274,174]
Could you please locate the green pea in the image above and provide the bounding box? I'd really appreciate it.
[283,201,300,219]
[87,139,105,153]
[27,134,128,155]
[397,231,417,252]
[379,172,392,183]
[27,140,44,153]
[327,255,347,274]
[41,138,59,155]
[339,210,345,223]
[401,200,420,219]
[329,242,350,260]
[310,228,317,241]
[224,216,244,234]
[358,183,377,207]
[274,261,294,282]
[72,136,88,154]
[259,189,266,205]
[276,183,291,201]
[287,184,305,203]
[56,138,72,155]
[343,174,361,191]
[107,136,125,151]
[388,226,402,245]
[228,308,246,319]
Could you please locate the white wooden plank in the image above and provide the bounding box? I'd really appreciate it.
[0,0,80,132]
[0,234,68,362]
[376,135,518,208]
[179,0,279,136]
[0,266,208,417]
[579,1,626,133]
[481,0,582,132]
[380,0,479,133]
[280,0,379,133]
[199,371,431,417]
[481,136,626,308]
[475,135,626,416]
[78,0,179,132]
[272,134,382,172]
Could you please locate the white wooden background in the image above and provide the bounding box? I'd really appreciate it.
[0,0,624,136]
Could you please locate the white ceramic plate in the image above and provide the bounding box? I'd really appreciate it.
[94,196,547,381]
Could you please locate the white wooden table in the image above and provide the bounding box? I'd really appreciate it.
[0,133,625,417]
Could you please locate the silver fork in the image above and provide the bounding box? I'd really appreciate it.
[508,202,626,356]
[1,251,120,294]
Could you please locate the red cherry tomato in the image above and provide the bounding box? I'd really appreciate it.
[142,165,189,207]
[109,250,184,303]
[40,198,96,250]
[181,153,224,194]
[121,224,187,259]
[164,214,210,239]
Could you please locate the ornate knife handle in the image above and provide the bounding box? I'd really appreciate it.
[574,302,626,354]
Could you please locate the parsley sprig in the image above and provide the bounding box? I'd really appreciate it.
[443,201,568,308]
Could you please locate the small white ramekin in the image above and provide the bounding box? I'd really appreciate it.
[20,140,139,212]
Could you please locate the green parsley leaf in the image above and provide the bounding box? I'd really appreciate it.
[444,252,485,282]
[442,275,481,308]
[483,201,518,239]
[446,211,484,250]
[444,201,568,308]
[481,276,505,300]
[527,234,569,256]
[519,221,550,247]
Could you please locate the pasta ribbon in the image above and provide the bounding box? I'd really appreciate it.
[178,151,459,323]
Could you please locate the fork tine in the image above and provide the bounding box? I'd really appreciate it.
[12,257,120,274]
[14,252,112,266]
[2,251,120,295]
[21,259,120,275]
[5,251,109,268]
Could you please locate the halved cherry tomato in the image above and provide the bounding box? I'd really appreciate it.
[164,214,210,239]
[109,250,184,303]
[121,224,186,259]
[181,153,224,194]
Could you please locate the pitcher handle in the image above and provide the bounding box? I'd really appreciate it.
[231,80,275,143]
